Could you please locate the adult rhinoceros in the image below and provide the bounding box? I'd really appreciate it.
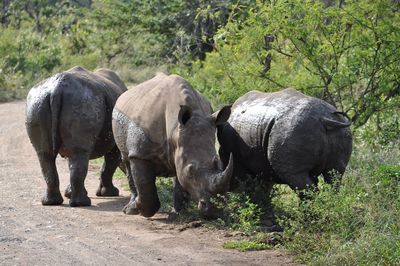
[26,66,127,207]
[112,73,233,217]
[217,89,352,199]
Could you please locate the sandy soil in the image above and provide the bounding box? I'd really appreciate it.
[0,101,300,266]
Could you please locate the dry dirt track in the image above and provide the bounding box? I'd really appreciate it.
[0,101,299,266]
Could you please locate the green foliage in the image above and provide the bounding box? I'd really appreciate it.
[223,231,281,252]
[0,27,63,101]
[212,192,262,235]
[179,0,400,127]
[0,0,250,101]
[223,240,272,252]
[213,141,399,262]
[0,1,100,101]
[155,177,174,213]
[356,109,400,150]
[273,143,400,265]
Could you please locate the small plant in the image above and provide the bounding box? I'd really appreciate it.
[212,192,262,234]
[155,177,174,213]
[223,232,281,252]
[223,240,272,252]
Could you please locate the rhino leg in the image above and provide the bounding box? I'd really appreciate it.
[123,194,140,215]
[37,152,64,205]
[96,147,120,197]
[64,184,71,198]
[26,109,63,205]
[284,172,318,200]
[122,160,139,215]
[173,177,189,213]
[123,158,160,217]
[68,153,91,207]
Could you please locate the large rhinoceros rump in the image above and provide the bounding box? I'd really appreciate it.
[112,73,233,217]
[26,66,127,207]
[217,89,352,198]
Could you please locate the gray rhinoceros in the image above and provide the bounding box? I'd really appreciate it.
[217,89,352,198]
[26,66,127,207]
[112,73,233,217]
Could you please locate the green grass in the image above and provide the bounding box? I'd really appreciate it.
[223,240,273,252]
[222,231,281,252]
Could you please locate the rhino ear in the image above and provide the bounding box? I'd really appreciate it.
[178,105,192,126]
[211,105,231,126]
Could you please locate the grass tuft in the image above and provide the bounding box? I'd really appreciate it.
[223,240,273,252]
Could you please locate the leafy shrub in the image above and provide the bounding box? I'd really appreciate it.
[0,28,64,101]
[212,192,262,235]
[272,143,400,265]
[155,177,174,213]
[356,110,400,150]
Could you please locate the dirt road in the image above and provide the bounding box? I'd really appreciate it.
[0,101,298,265]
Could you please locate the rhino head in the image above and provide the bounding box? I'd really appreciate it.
[173,105,233,217]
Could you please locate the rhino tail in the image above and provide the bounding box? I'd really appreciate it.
[262,118,275,163]
[50,86,63,156]
[321,111,352,130]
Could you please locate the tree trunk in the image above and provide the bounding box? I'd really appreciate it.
[1,0,10,28]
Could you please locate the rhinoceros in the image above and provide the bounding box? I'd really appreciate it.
[217,89,352,199]
[112,73,233,217]
[26,66,127,207]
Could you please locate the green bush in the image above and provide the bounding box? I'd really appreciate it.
[272,144,400,265]
[356,111,400,150]
[155,177,174,213]
[211,192,262,235]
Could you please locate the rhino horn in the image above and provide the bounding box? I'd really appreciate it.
[210,153,233,193]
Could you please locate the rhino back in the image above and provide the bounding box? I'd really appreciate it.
[66,66,125,104]
[228,89,336,178]
[27,67,125,159]
[26,74,62,123]
[114,73,212,146]
[231,89,337,136]
[249,89,346,178]
[227,89,302,150]
[224,92,279,178]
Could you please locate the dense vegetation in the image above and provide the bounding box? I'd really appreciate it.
[1,0,399,264]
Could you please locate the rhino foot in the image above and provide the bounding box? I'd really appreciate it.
[122,201,140,215]
[69,194,91,207]
[96,185,119,197]
[64,184,72,199]
[41,190,63,205]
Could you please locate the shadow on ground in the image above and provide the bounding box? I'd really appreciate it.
[81,196,129,212]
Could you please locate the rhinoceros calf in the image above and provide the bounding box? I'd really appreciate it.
[112,73,233,217]
[217,89,352,198]
[26,66,127,207]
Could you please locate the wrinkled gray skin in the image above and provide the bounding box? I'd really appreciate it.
[217,89,352,199]
[112,73,233,218]
[26,66,127,207]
